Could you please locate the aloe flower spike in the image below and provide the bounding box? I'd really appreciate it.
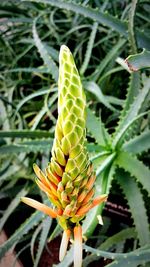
[21,45,107,267]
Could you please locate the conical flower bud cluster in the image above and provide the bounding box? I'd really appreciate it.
[22,45,107,267]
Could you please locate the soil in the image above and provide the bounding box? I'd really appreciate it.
[38,237,60,267]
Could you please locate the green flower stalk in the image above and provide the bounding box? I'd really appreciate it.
[21,45,107,267]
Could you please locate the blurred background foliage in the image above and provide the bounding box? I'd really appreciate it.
[0,0,150,266]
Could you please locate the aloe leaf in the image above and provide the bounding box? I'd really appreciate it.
[98,66,124,83]
[126,49,150,72]
[0,100,10,131]
[83,163,115,238]
[96,153,116,177]
[106,96,124,107]
[53,246,74,267]
[83,228,137,266]
[0,210,45,260]
[2,67,49,73]
[117,169,150,246]
[0,186,29,232]
[87,143,103,153]
[107,261,136,267]
[0,139,53,154]
[31,92,58,130]
[15,88,57,114]
[84,82,117,112]
[113,111,149,149]
[80,21,98,75]
[24,0,150,49]
[32,17,58,81]
[0,130,52,139]
[0,164,23,185]
[48,224,62,242]
[128,0,138,54]
[33,217,52,267]
[12,244,30,267]
[123,130,150,154]
[106,248,150,267]
[30,222,43,261]
[102,257,150,266]
[84,244,150,264]
[118,73,140,123]
[116,151,150,195]
[113,77,150,148]
[90,151,110,162]
[86,108,110,146]
[93,39,126,81]
[100,227,137,250]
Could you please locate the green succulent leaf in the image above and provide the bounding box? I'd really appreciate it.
[83,227,137,266]
[116,151,150,195]
[117,169,150,246]
[80,22,98,75]
[86,108,110,147]
[32,17,58,81]
[53,246,74,267]
[113,77,150,148]
[33,217,52,267]
[15,87,57,114]
[126,49,150,72]
[84,81,117,112]
[0,130,53,139]
[25,0,150,49]
[92,38,126,81]
[118,73,140,121]
[0,139,53,154]
[84,244,150,266]
[0,185,29,232]
[123,130,150,154]
[83,163,115,238]
[0,209,46,260]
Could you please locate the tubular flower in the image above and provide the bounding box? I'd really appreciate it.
[21,45,107,267]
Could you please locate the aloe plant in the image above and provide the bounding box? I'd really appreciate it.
[0,1,150,267]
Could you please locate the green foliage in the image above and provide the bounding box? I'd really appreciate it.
[0,0,150,266]
[0,185,29,232]
[83,227,137,266]
[117,169,150,246]
[80,22,98,75]
[84,244,150,267]
[116,151,150,195]
[25,0,150,49]
[0,210,45,259]
[123,130,150,154]
[126,49,150,71]
[32,17,58,81]
[0,139,53,153]
[33,217,52,267]
[86,108,110,146]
